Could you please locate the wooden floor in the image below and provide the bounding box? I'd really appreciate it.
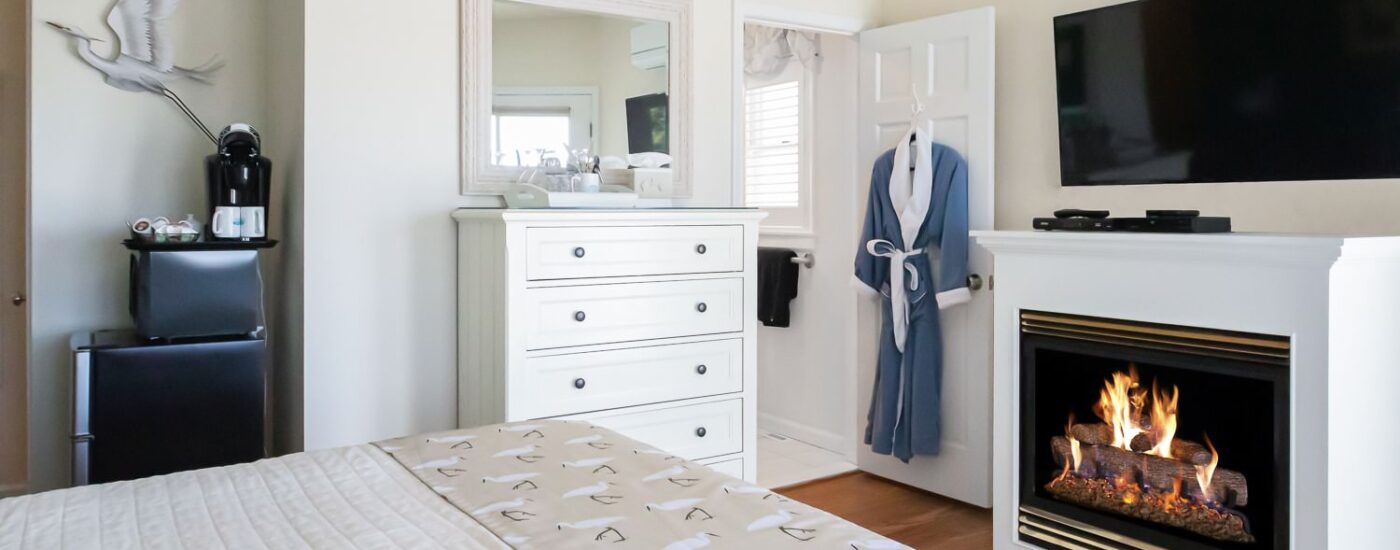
[776,472,993,550]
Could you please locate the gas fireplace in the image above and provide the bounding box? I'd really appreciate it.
[1018,312,1289,550]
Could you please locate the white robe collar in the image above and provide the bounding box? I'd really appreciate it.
[888,127,933,251]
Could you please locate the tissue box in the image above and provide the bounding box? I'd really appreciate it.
[633,168,673,197]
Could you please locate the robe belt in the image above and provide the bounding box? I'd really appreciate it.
[865,239,925,353]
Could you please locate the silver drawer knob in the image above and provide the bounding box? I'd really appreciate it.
[695,364,707,375]
[695,244,707,255]
[573,247,586,258]
[573,378,586,389]
[695,427,707,438]
[967,274,984,291]
[574,311,587,322]
[696,303,707,313]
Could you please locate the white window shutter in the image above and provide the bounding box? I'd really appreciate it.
[744,80,802,209]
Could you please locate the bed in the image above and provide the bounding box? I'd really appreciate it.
[0,420,906,549]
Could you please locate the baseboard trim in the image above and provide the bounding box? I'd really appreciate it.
[757,412,846,454]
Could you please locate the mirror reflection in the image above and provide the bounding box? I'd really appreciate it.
[492,0,670,189]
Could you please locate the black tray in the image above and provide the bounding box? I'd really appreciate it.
[122,239,278,252]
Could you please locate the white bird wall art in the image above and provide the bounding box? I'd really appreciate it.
[46,0,224,144]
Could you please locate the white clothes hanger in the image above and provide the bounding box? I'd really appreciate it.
[909,83,925,171]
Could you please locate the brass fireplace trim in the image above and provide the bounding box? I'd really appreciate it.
[1021,311,1291,364]
[1020,505,1171,550]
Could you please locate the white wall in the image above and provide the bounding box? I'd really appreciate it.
[292,0,738,451]
[879,0,1400,234]
[27,0,270,491]
[299,0,463,451]
[753,34,860,454]
[748,0,880,29]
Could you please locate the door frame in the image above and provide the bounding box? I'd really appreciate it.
[730,3,868,462]
[0,0,29,497]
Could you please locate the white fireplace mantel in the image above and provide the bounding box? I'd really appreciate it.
[973,230,1400,549]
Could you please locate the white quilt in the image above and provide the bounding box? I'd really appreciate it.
[0,445,509,550]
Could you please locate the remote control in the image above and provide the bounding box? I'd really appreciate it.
[1053,209,1111,219]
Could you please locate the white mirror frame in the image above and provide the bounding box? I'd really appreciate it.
[462,0,692,196]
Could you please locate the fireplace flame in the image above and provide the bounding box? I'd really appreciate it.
[1054,415,1084,484]
[1093,367,1148,450]
[1050,371,1252,544]
[1067,415,1082,473]
[1147,380,1179,459]
[1164,476,1184,512]
[1194,433,1220,502]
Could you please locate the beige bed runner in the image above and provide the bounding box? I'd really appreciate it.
[376,420,905,549]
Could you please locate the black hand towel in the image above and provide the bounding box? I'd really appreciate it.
[757,247,800,327]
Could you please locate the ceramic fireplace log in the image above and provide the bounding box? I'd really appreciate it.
[1052,436,1249,507]
[1068,423,1214,466]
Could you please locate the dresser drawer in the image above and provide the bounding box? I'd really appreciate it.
[570,399,743,461]
[697,456,744,478]
[516,339,743,419]
[526,225,744,280]
[524,278,744,350]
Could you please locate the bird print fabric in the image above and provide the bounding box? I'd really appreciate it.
[377,420,906,549]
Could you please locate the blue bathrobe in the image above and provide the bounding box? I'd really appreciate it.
[854,137,969,462]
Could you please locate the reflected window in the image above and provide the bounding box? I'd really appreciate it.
[492,112,571,167]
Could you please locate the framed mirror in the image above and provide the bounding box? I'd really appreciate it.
[462,0,692,196]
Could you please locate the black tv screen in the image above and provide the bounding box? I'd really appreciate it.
[1055,0,1400,186]
[626,93,669,155]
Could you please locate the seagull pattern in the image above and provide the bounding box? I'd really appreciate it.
[376,420,905,548]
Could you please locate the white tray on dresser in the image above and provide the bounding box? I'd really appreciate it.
[452,208,765,482]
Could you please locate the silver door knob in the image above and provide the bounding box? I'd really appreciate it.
[10,292,24,307]
[967,274,984,291]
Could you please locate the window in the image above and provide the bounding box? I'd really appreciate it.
[492,113,571,167]
[743,64,811,232]
[490,88,597,168]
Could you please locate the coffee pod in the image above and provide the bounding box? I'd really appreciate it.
[130,218,154,241]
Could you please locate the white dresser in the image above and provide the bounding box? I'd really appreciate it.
[452,209,764,482]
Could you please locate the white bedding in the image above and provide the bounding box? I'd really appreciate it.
[0,445,508,550]
[1,421,908,550]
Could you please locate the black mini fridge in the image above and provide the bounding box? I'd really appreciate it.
[70,241,276,485]
[71,331,267,485]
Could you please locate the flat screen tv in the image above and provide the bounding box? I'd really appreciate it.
[626,93,669,155]
[1055,0,1400,186]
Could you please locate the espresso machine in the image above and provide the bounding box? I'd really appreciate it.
[205,124,272,241]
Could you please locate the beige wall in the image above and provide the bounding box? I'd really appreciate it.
[28,0,271,491]
[494,15,668,158]
[265,0,305,457]
[594,17,670,158]
[880,0,1400,234]
[0,0,27,494]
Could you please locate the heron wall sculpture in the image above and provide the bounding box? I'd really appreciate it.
[47,0,224,144]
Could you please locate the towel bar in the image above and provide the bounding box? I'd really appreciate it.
[790,253,814,268]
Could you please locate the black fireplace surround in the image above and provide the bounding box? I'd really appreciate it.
[1018,312,1290,550]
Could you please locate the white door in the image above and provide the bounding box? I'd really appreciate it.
[854,7,996,507]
